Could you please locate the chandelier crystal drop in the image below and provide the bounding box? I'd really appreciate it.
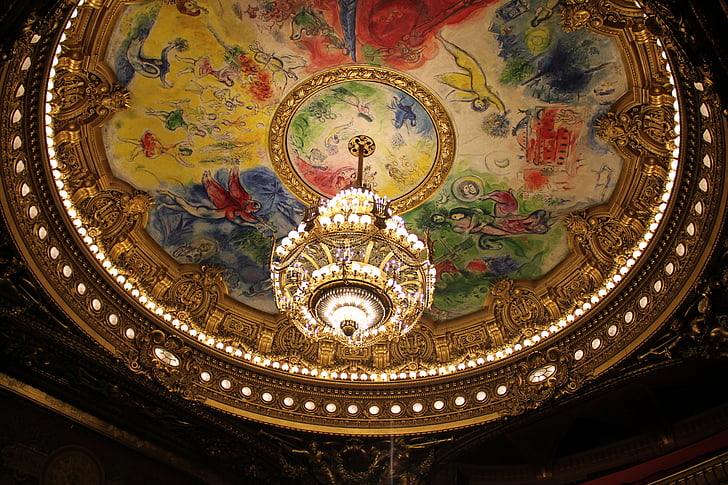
[271,136,436,347]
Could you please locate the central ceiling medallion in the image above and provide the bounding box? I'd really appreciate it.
[269,66,455,214]
[271,135,436,346]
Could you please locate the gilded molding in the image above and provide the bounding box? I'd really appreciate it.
[162,266,225,325]
[50,66,129,140]
[595,104,676,159]
[565,212,639,270]
[503,348,574,415]
[78,189,151,246]
[490,278,553,341]
[548,268,602,313]
[560,0,642,33]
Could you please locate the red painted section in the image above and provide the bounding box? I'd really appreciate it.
[526,107,582,175]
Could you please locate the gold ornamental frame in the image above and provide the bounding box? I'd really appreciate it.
[268,65,456,214]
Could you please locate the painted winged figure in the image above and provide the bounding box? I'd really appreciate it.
[436,33,506,113]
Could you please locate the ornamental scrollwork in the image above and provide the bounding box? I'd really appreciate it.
[450,325,492,356]
[220,314,262,348]
[631,171,669,216]
[503,347,586,416]
[549,267,602,312]
[390,327,436,364]
[115,247,164,290]
[162,265,226,323]
[639,242,728,362]
[266,432,441,485]
[490,278,551,341]
[503,349,560,415]
[77,189,152,248]
[137,329,197,397]
[50,66,129,140]
[595,104,676,159]
[54,143,96,192]
[565,212,639,270]
[560,0,641,33]
[640,0,726,99]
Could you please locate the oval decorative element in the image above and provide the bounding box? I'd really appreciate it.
[527,364,557,383]
[153,347,180,367]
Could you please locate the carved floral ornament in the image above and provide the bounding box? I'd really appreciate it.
[0,0,724,435]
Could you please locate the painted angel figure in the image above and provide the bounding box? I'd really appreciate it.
[436,33,506,113]
[159,167,262,225]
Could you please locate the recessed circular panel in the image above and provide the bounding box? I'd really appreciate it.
[269,66,455,214]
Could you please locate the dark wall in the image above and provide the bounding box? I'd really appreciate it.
[0,389,210,484]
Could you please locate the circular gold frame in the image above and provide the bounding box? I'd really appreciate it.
[268,66,456,214]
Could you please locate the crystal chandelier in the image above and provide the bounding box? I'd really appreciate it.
[271,136,436,347]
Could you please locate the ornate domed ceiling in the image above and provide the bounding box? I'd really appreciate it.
[1,0,724,437]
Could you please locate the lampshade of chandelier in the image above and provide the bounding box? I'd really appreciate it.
[271,187,436,347]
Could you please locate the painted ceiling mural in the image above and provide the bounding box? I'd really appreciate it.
[101,0,626,318]
[6,0,706,437]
